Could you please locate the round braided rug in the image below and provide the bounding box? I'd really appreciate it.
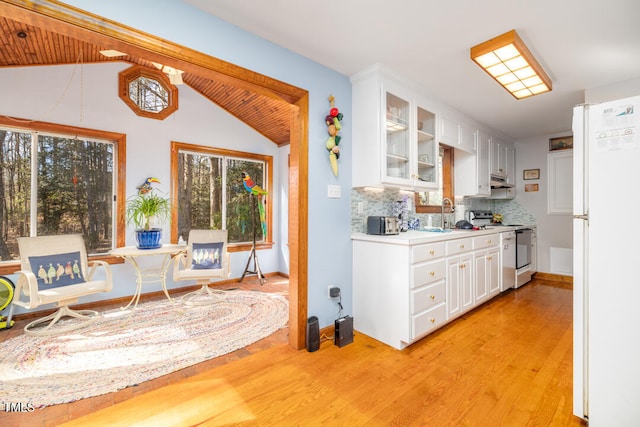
[0,290,288,408]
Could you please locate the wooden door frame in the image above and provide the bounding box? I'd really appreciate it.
[0,0,308,349]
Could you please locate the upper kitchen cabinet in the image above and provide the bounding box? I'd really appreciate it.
[439,115,476,153]
[351,65,439,190]
[490,136,515,178]
[455,129,491,197]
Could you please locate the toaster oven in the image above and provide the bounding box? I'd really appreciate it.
[367,216,400,235]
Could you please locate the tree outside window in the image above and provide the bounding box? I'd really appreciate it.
[172,142,272,247]
[0,125,119,263]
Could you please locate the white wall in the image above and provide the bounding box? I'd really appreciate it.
[585,77,640,103]
[515,134,573,274]
[1,62,286,310]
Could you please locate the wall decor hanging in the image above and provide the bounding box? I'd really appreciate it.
[324,94,344,176]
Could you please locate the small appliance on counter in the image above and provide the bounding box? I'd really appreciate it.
[367,216,400,235]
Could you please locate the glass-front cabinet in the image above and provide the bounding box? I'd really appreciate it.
[415,106,436,185]
[381,87,438,190]
[385,92,410,182]
[351,64,439,190]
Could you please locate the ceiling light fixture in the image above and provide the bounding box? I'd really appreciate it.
[470,29,551,100]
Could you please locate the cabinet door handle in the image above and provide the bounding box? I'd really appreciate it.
[459,244,465,248]
[430,294,435,300]
[429,249,435,255]
[429,271,435,277]
[487,256,493,261]
[486,239,492,244]
[430,317,436,324]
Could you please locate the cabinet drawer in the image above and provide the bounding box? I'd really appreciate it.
[446,238,473,256]
[473,234,498,250]
[411,242,446,263]
[411,303,447,340]
[411,281,445,313]
[411,259,446,289]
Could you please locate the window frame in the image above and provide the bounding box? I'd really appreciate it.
[0,117,126,275]
[415,144,455,214]
[118,65,178,120]
[170,141,273,252]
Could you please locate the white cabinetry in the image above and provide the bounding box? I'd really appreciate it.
[504,144,516,184]
[351,65,439,190]
[455,130,491,197]
[446,240,473,320]
[490,136,508,177]
[353,230,503,350]
[439,115,476,153]
[473,235,500,306]
[353,239,446,350]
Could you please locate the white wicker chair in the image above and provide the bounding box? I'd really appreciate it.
[13,234,113,336]
[172,229,230,305]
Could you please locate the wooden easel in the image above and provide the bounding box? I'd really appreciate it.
[240,195,265,285]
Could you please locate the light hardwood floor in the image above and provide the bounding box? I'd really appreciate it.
[2,277,586,426]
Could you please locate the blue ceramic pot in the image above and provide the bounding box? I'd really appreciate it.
[135,228,162,249]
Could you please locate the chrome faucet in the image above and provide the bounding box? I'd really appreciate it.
[441,198,454,229]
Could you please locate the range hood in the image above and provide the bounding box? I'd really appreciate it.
[490,175,514,188]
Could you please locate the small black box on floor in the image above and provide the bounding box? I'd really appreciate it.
[334,315,354,347]
[306,316,320,352]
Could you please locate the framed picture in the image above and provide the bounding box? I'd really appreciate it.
[549,136,573,151]
[523,168,540,180]
[525,183,539,192]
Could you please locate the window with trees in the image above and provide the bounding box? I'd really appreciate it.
[118,65,178,120]
[0,118,125,272]
[415,144,454,213]
[171,142,273,249]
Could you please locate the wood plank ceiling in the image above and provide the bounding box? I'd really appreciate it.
[0,15,292,146]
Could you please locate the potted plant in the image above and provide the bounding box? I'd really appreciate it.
[126,183,171,249]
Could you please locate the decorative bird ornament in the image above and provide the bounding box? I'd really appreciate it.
[137,177,161,195]
[242,172,267,195]
[241,172,267,236]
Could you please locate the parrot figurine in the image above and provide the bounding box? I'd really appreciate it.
[241,172,267,236]
[137,177,160,195]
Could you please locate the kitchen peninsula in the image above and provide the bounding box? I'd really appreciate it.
[352,226,529,350]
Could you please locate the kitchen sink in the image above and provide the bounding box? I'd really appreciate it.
[420,227,452,233]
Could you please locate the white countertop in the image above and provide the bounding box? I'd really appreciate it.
[351,226,526,246]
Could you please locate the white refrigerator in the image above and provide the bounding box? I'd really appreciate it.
[573,95,640,425]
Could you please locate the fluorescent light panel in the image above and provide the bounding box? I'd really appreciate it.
[471,30,551,99]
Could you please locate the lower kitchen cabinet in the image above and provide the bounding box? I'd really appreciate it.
[474,246,500,306]
[352,230,503,350]
[446,252,473,320]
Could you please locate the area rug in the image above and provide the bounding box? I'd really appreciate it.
[0,290,288,408]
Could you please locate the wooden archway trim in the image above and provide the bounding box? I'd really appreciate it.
[0,0,308,349]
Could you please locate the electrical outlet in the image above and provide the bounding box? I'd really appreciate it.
[357,202,364,214]
[328,286,340,299]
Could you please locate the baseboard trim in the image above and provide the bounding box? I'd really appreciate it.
[533,272,573,284]
[10,271,288,322]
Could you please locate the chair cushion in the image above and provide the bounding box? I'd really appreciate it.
[28,251,84,289]
[191,242,224,270]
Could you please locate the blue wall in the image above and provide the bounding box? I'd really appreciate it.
[63,0,353,328]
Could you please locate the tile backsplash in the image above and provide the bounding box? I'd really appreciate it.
[351,187,535,233]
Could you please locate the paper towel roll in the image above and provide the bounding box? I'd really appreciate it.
[454,205,466,223]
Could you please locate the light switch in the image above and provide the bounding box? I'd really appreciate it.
[327,185,341,198]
